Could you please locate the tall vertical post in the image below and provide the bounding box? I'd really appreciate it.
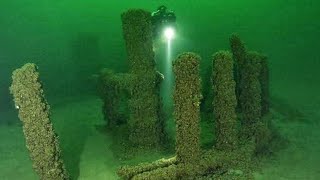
[10,63,68,180]
[212,51,238,150]
[121,9,163,147]
[173,52,201,163]
[240,51,262,137]
[230,34,247,111]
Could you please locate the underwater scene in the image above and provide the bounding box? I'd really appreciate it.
[1,1,320,179]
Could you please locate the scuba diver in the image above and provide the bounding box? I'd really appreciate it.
[151,5,176,39]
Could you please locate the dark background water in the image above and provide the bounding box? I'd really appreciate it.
[1,0,320,117]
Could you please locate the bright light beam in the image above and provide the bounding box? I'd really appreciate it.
[162,37,174,116]
[160,26,176,118]
[164,27,175,41]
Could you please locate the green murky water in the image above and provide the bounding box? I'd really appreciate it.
[1,1,320,179]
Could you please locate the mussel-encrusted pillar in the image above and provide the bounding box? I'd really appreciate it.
[10,63,68,180]
[121,9,163,148]
[173,52,201,164]
[240,51,262,137]
[212,51,238,150]
[97,69,131,127]
[230,34,247,110]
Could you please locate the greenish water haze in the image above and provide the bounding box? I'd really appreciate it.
[0,0,320,108]
[1,0,320,179]
[1,0,320,108]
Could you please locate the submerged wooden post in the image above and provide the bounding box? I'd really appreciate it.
[212,51,238,150]
[240,51,262,137]
[10,63,68,180]
[121,9,163,148]
[230,34,247,110]
[173,52,201,164]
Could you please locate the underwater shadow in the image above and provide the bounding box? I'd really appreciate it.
[271,96,309,123]
[52,99,95,180]
[69,32,103,96]
[58,114,91,180]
